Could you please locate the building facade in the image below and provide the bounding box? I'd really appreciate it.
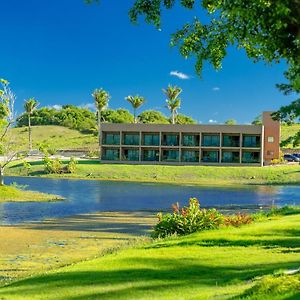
[100,112,280,166]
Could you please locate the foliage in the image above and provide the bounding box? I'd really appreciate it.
[252,115,262,125]
[163,85,182,124]
[224,213,253,227]
[22,160,31,175]
[102,108,134,123]
[66,157,78,173]
[125,95,146,123]
[24,98,39,115]
[44,157,63,174]
[225,119,237,125]
[153,198,223,238]
[175,114,196,124]
[138,110,169,124]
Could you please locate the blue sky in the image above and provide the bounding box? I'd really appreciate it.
[0,0,294,124]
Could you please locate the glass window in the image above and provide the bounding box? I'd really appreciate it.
[123,149,139,161]
[162,150,179,161]
[202,150,219,163]
[102,148,120,161]
[182,150,199,162]
[202,134,220,147]
[182,134,199,146]
[268,136,274,143]
[243,135,260,147]
[123,133,140,145]
[143,134,160,146]
[222,151,240,163]
[242,151,260,163]
[103,133,120,145]
[222,135,240,147]
[162,134,179,146]
[142,149,159,161]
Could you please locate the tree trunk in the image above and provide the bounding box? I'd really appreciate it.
[98,110,101,159]
[0,166,4,186]
[171,110,175,124]
[134,108,137,124]
[28,114,32,151]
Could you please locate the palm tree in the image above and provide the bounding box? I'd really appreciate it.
[92,88,110,157]
[125,95,146,123]
[163,85,182,124]
[24,98,39,151]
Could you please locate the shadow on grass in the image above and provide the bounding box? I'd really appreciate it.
[0,259,298,299]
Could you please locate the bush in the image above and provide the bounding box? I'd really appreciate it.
[224,213,253,227]
[44,157,63,174]
[152,198,224,238]
[66,157,77,173]
[22,160,31,175]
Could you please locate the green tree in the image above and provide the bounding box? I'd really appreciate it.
[225,119,237,125]
[92,88,110,156]
[176,114,196,124]
[252,115,262,125]
[24,98,39,151]
[138,110,169,124]
[125,95,146,123]
[163,85,182,124]
[102,109,134,123]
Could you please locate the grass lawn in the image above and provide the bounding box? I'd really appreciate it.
[0,185,62,202]
[0,213,299,299]
[7,160,300,185]
[10,125,98,151]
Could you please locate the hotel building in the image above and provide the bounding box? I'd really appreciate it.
[100,112,280,166]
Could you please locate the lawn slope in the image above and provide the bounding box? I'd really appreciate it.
[0,214,299,299]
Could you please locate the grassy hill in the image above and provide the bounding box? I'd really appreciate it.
[9,123,300,152]
[0,213,299,299]
[10,126,98,151]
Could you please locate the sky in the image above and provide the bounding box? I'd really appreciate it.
[0,0,294,124]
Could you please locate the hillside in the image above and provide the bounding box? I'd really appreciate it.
[10,126,98,151]
[281,123,300,148]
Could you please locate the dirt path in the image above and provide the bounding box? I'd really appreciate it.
[0,211,156,285]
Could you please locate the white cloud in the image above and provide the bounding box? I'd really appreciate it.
[212,87,220,92]
[47,104,62,111]
[80,102,96,110]
[208,119,218,123]
[170,70,190,80]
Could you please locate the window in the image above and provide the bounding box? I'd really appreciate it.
[123,133,140,145]
[267,136,274,143]
[182,150,199,162]
[202,134,220,147]
[102,133,120,145]
[222,151,240,163]
[143,134,160,146]
[182,134,199,146]
[162,150,179,161]
[142,149,159,161]
[222,135,240,147]
[123,149,139,161]
[102,148,120,161]
[202,150,219,163]
[242,151,260,163]
[243,135,260,147]
[162,134,179,146]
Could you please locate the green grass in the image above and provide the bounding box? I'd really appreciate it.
[0,213,299,299]
[281,123,300,148]
[7,160,300,185]
[10,125,98,150]
[0,185,62,202]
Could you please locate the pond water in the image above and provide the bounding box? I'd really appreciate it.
[1,176,300,225]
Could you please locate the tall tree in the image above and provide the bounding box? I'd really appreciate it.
[163,85,182,124]
[0,79,16,186]
[125,95,146,123]
[24,98,39,151]
[92,88,110,157]
[225,119,237,125]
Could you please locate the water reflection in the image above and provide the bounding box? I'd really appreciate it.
[1,176,300,225]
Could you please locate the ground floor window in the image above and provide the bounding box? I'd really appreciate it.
[123,149,139,161]
[162,149,179,162]
[182,150,199,162]
[222,151,240,163]
[102,148,120,160]
[142,149,159,161]
[202,150,219,163]
[242,151,260,163]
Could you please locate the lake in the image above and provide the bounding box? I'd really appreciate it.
[1,176,300,225]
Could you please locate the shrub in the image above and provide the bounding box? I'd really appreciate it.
[66,157,77,173]
[152,198,224,238]
[44,157,63,174]
[224,213,253,227]
[22,160,31,175]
